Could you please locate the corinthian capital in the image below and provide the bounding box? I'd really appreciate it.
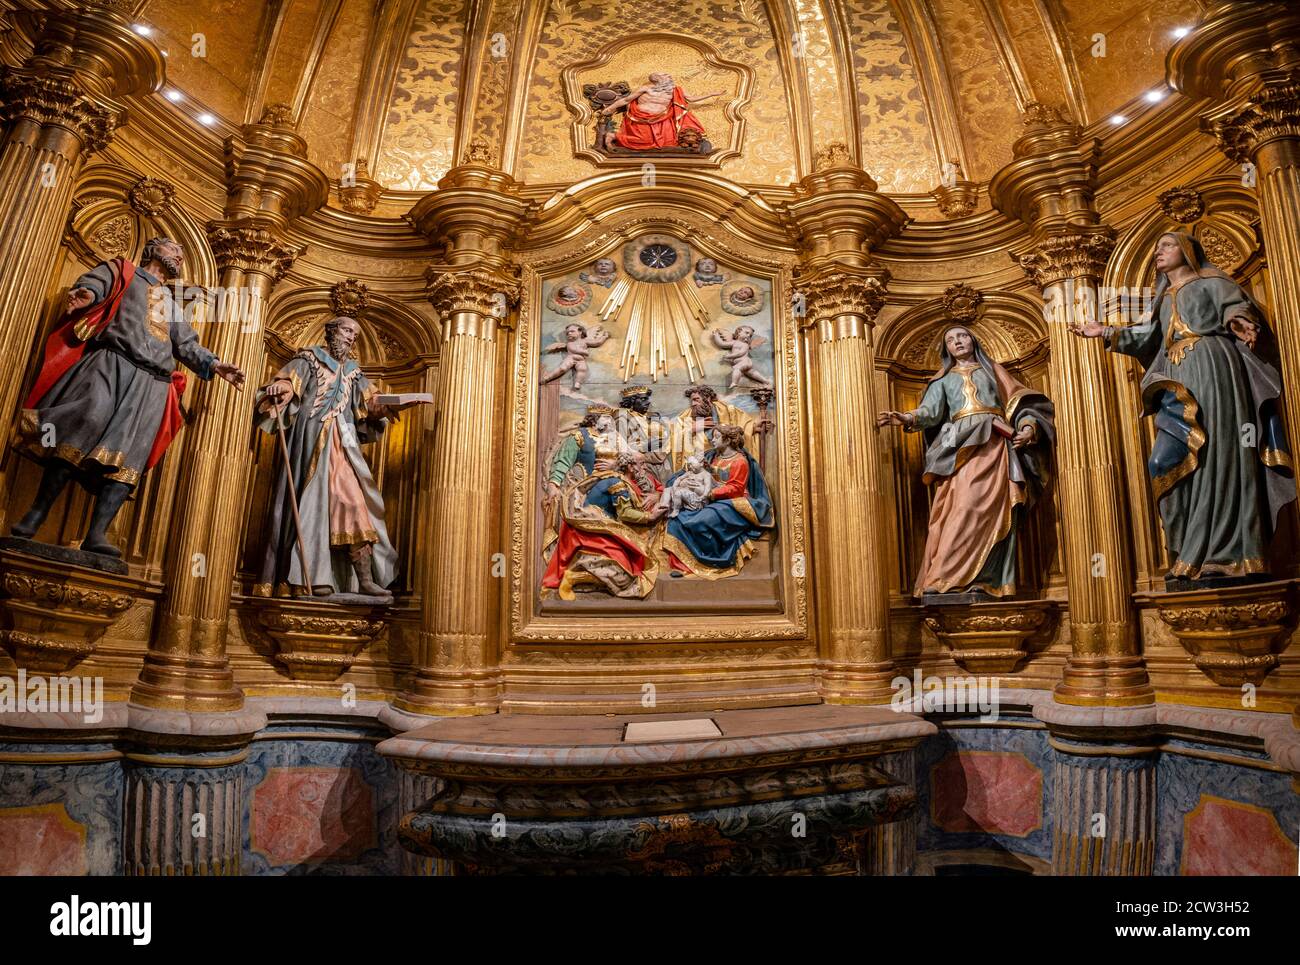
[426,266,522,333]
[0,73,118,154]
[796,269,887,336]
[1015,224,1116,288]
[1203,67,1300,165]
[207,223,303,282]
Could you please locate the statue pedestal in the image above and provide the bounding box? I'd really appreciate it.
[923,598,1056,674]
[379,705,934,875]
[0,544,148,673]
[252,596,388,682]
[1139,579,1295,686]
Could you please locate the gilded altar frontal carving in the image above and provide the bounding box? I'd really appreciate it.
[0,0,1298,886]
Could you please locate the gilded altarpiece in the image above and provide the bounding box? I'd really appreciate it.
[505,227,809,659]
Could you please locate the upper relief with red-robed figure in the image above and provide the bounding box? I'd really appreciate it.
[585,73,721,156]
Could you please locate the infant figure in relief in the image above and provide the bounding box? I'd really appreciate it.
[657,454,713,517]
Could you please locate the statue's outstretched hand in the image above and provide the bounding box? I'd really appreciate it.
[1067,320,1106,338]
[876,410,910,428]
[215,361,246,389]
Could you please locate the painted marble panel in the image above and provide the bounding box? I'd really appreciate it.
[243,735,401,875]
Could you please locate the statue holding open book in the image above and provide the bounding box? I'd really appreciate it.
[252,315,431,601]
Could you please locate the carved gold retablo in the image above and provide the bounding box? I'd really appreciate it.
[923,600,1055,675]
[1145,581,1295,687]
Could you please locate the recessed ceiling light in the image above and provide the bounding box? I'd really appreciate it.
[165,89,182,103]
[1145,89,1165,103]
[133,24,152,36]
[1172,26,1191,38]
[197,113,216,126]
[1110,114,1127,125]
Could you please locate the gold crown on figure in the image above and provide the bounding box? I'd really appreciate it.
[586,403,617,417]
[620,385,651,398]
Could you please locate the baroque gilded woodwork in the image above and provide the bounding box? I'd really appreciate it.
[0,0,1294,731]
[0,549,141,673]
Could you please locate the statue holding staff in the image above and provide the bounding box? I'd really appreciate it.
[254,315,427,599]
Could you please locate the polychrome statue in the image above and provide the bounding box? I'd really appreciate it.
[11,237,245,557]
[1071,231,1294,584]
[254,315,423,599]
[877,326,1054,598]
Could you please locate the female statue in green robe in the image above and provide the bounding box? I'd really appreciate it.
[1071,231,1294,584]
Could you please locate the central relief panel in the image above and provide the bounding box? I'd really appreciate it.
[507,231,807,644]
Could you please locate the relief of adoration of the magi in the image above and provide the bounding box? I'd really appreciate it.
[536,235,780,605]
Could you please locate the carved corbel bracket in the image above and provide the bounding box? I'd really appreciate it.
[923,599,1056,674]
[1144,580,1295,687]
[0,548,139,673]
[255,598,388,682]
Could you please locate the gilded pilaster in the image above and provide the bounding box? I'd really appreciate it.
[133,111,328,712]
[0,2,163,503]
[785,163,907,703]
[1169,2,1300,458]
[397,164,527,715]
[990,107,1151,706]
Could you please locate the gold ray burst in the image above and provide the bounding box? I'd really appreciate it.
[598,278,710,383]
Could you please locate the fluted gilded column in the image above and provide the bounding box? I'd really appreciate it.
[0,1,163,502]
[1170,2,1300,453]
[991,107,1152,707]
[132,111,328,711]
[785,159,907,703]
[396,164,527,715]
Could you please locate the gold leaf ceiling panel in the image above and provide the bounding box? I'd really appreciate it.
[516,0,799,185]
[133,0,1201,199]
[1058,0,1205,122]
[300,0,374,177]
[138,0,270,121]
[376,0,469,190]
[930,0,1023,181]
[839,0,940,193]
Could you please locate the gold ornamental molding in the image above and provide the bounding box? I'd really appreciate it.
[255,600,387,683]
[221,116,330,233]
[1012,223,1117,288]
[1140,582,1296,688]
[923,600,1055,675]
[206,223,303,283]
[0,551,139,674]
